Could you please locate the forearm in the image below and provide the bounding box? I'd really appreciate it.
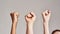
[10,22,17,34]
[42,10,51,34]
[43,22,49,34]
[26,23,33,34]
[10,12,19,34]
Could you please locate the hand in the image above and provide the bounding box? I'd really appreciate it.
[10,12,19,23]
[42,10,51,22]
[25,12,36,24]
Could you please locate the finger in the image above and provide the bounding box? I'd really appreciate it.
[25,15,27,20]
[30,12,36,18]
[30,12,33,17]
[10,12,13,16]
[10,12,14,17]
[14,12,19,16]
[42,12,45,17]
[45,13,48,16]
[10,13,14,21]
[27,13,32,18]
[48,10,51,16]
[47,10,49,14]
[45,10,49,15]
[14,12,19,18]
[45,10,50,16]
[25,15,31,21]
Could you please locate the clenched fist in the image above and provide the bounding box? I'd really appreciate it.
[42,10,51,22]
[10,12,19,24]
[25,12,36,24]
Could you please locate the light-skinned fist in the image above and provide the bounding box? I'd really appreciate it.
[25,12,36,24]
[42,10,51,22]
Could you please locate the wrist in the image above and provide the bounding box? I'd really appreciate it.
[43,21,49,25]
[26,22,34,26]
[12,24,17,28]
[12,22,17,26]
[27,22,34,25]
[26,23,33,29]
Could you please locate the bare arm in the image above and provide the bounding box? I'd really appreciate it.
[42,10,51,34]
[26,23,34,34]
[43,22,49,34]
[10,12,19,34]
[25,12,36,34]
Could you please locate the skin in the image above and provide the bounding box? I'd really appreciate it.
[42,10,51,34]
[25,12,36,34]
[10,12,19,34]
[54,31,60,34]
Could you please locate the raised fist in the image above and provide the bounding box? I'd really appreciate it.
[42,10,51,22]
[25,12,36,24]
[10,12,19,23]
